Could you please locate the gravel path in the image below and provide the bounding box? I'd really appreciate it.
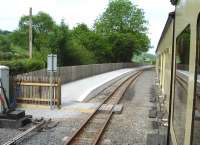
[18,118,86,145]
[0,69,155,145]
[0,116,88,145]
[99,70,156,145]
[0,128,22,144]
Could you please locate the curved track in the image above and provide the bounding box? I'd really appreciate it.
[62,71,143,145]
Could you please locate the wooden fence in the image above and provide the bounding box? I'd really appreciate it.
[13,75,61,108]
[15,63,138,84]
[12,63,137,107]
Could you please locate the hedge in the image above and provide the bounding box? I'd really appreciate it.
[0,59,44,75]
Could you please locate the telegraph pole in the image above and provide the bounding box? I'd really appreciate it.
[29,7,32,59]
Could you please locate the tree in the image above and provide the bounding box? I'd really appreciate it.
[108,33,134,62]
[72,24,112,63]
[0,30,10,35]
[132,32,150,53]
[0,35,11,52]
[0,35,13,60]
[132,52,156,64]
[69,39,97,65]
[14,12,55,51]
[94,0,147,34]
[49,21,96,66]
[49,20,70,66]
[10,30,28,49]
[94,0,150,62]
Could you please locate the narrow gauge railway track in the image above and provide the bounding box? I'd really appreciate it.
[3,119,50,145]
[87,70,143,103]
[62,71,143,145]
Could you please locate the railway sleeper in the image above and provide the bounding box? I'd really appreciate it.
[72,137,93,145]
[87,122,104,128]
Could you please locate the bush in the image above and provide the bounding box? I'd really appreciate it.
[0,35,11,52]
[0,59,44,75]
[0,52,13,60]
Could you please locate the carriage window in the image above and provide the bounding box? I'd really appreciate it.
[192,17,200,145]
[176,26,190,70]
[173,25,190,145]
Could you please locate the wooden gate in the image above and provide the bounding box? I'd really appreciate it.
[13,76,61,108]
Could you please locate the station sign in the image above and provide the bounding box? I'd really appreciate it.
[47,54,57,72]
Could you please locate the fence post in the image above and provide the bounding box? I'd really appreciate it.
[57,79,61,109]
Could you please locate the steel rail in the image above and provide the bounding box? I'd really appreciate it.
[83,70,137,103]
[3,120,46,145]
[62,71,143,145]
[62,72,137,145]
[91,112,113,145]
[92,71,142,145]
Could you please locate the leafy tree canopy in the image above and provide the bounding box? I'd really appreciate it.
[0,35,12,52]
[72,24,112,63]
[12,12,56,50]
[0,0,151,69]
[19,12,55,33]
[94,0,148,34]
[94,0,150,62]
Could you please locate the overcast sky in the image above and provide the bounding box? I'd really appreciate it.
[0,0,174,54]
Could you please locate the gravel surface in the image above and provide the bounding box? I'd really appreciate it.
[0,68,155,145]
[18,118,86,145]
[99,70,157,145]
[0,115,88,145]
[0,128,22,144]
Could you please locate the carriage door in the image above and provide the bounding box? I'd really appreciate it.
[173,25,190,145]
[192,15,200,145]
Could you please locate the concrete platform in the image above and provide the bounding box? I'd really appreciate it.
[20,68,137,119]
[21,66,151,119]
[61,68,137,106]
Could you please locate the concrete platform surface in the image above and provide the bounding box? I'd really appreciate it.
[22,66,151,120]
[61,68,137,106]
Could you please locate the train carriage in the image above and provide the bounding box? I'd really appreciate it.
[156,0,200,145]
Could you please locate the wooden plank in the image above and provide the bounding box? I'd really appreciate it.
[17,103,50,109]
[17,97,59,102]
[17,82,59,87]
